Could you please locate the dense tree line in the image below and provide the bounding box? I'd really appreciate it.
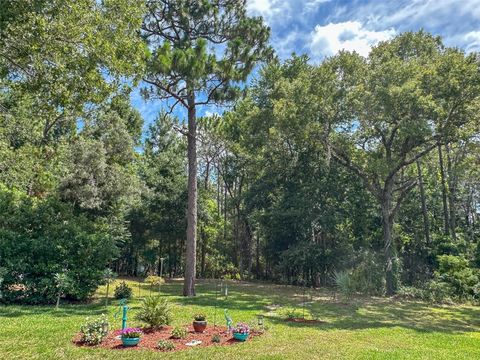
[0,1,479,304]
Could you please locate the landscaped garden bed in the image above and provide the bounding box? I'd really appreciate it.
[74,325,263,352]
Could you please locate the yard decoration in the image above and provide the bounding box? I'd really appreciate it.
[114,298,129,330]
[232,323,250,341]
[193,313,207,332]
[185,340,202,346]
[256,314,265,331]
[120,327,142,347]
[224,309,233,333]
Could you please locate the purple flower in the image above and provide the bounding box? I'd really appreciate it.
[120,327,143,338]
[232,323,250,334]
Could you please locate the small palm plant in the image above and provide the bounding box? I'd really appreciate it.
[135,296,172,329]
[333,270,355,301]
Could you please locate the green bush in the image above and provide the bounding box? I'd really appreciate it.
[157,339,175,351]
[135,296,172,328]
[114,281,132,299]
[170,326,188,339]
[80,314,109,345]
[350,251,385,295]
[0,185,120,304]
[333,270,355,300]
[211,333,221,343]
[144,275,165,287]
[193,313,206,321]
[436,255,479,299]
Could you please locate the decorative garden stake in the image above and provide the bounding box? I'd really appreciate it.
[257,314,264,330]
[214,281,219,328]
[302,288,306,319]
[160,257,166,278]
[224,309,233,333]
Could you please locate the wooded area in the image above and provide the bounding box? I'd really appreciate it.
[1,1,479,304]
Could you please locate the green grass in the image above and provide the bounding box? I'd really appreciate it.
[1,279,480,359]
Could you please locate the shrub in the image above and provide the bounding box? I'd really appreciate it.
[170,326,188,339]
[350,251,385,295]
[193,313,206,321]
[333,270,355,300]
[211,333,221,343]
[135,296,172,328]
[114,281,132,299]
[282,308,301,319]
[435,255,479,300]
[157,339,175,351]
[0,186,120,304]
[144,275,165,286]
[120,327,142,338]
[80,314,109,345]
[397,286,425,300]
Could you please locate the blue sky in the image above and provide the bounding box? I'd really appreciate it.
[132,0,480,133]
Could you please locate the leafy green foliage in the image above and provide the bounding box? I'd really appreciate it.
[211,333,221,343]
[0,185,119,304]
[114,282,132,300]
[144,276,165,287]
[333,271,355,300]
[170,326,188,339]
[135,296,172,328]
[193,313,206,321]
[80,314,109,345]
[435,255,479,300]
[157,339,175,351]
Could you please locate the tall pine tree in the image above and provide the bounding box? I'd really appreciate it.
[141,0,271,295]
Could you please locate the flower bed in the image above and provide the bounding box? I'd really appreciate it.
[74,325,263,352]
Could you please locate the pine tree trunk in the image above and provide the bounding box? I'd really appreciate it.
[416,160,430,245]
[183,92,197,297]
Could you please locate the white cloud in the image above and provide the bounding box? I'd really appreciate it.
[204,110,219,118]
[310,21,396,59]
[247,0,273,15]
[305,0,331,12]
[463,31,480,53]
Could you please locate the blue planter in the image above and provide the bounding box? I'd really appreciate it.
[122,337,140,347]
[233,332,249,341]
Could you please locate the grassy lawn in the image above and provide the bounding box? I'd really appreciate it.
[1,279,480,359]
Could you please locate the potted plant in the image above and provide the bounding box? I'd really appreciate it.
[232,323,250,341]
[120,327,142,347]
[192,313,207,332]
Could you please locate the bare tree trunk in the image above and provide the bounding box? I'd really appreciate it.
[416,160,430,245]
[445,144,457,240]
[256,233,260,278]
[201,227,207,278]
[382,182,395,296]
[183,92,197,297]
[438,144,450,236]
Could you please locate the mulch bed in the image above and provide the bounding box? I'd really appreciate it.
[74,325,262,352]
[285,317,326,324]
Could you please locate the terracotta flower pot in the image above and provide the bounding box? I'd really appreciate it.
[193,320,207,332]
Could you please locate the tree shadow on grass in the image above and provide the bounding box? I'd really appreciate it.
[265,300,480,334]
[0,303,108,318]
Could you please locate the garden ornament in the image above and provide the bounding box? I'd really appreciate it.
[114,298,129,330]
[224,309,233,332]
